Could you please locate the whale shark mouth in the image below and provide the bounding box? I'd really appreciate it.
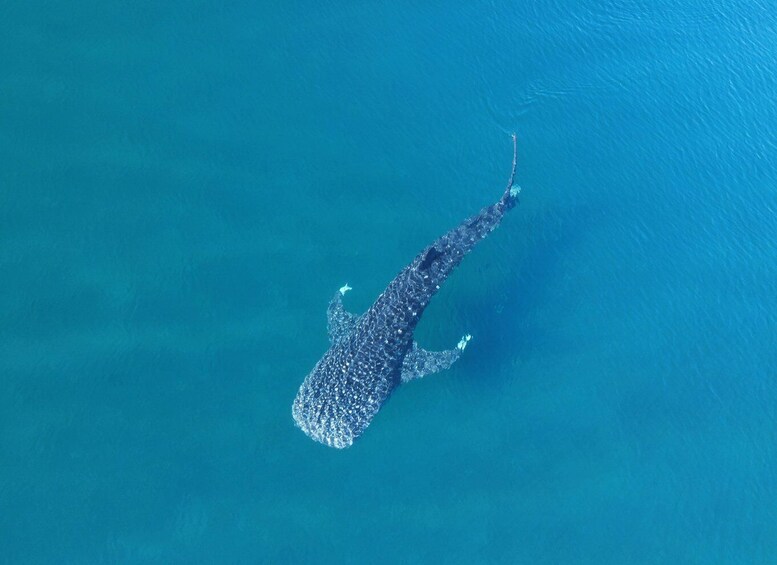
[292,398,356,449]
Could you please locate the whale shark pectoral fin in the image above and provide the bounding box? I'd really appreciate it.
[327,286,358,344]
[400,338,469,383]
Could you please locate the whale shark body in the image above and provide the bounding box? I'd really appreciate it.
[292,135,522,448]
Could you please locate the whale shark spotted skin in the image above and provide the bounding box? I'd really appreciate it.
[292,135,522,448]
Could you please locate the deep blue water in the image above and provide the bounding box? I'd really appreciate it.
[2,1,776,563]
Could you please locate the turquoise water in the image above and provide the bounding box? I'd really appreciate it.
[2,1,776,563]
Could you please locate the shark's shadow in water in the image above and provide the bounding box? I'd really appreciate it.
[454,200,593,387]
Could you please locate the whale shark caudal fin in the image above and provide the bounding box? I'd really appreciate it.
[327,285,359,344]
[400,335,472,383]
[499,132,520,210]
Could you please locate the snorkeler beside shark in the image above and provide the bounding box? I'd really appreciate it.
[292,134,523,448]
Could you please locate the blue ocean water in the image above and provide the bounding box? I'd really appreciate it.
[1,1,776,563]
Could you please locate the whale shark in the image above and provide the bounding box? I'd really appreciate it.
[292,134,522,448]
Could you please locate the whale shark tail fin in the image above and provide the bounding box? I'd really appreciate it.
[499,132,520,210]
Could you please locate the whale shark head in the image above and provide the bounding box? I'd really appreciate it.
[292,346,397,449]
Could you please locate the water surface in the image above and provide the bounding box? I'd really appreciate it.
[1,1,776,563]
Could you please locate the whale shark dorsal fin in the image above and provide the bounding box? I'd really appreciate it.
[327,285,359,344]
[400,335,472,383]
